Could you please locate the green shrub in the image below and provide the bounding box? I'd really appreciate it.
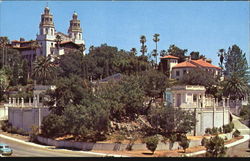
[211,127,219,135]
[205,128,212,134]
[144,135,159,154]
[29,125,40,142]
[201,137,209,146]
[0,120,12,132]
[233,129,241,137]
[169,133,177,150]
[223,122,234,133]
[115,134,125,143]
[205,135,227,157]
[218,127,223,133]
[178,135,190,153]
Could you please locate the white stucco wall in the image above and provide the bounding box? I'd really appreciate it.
[8,107,50,132]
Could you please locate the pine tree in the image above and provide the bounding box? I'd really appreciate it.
[223,45,249,100]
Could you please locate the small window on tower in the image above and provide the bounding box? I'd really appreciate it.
[50,18,52,21]
[51,29,53,35]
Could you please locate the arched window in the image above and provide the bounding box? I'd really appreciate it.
[51,29,53,35]
[46,28,48,34]
[79,33,81,39]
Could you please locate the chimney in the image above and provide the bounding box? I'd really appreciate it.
[185,56,191,62]
[20,38,25,41]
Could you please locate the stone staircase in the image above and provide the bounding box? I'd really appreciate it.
[231,113,250,135]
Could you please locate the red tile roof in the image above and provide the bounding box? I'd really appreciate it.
[173,59,221,69]
[191,59,221,69]
[172,61,197,68]
[11,40,35,43]
[160,55,179,59]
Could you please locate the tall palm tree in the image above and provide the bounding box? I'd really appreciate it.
[0,37,9,68]
[140,35,147,56]
[153,33,160,66]
[217,49,225,66]
[32,56,56,85]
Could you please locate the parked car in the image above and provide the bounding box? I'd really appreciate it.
[0,143,13,156]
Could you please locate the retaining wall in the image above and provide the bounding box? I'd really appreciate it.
[36,136,216,151]
[8,107,50,132]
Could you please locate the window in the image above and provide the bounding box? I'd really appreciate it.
[51,43,53,47]
[51,29,53,35]
[176,71,180,76]
[45,28,48,34]
[50,18,52,21]
[183,70,187,75]
[193,95,197,102]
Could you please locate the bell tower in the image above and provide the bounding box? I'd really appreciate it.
[39,7,55,36]
[36,6,56,57]
[68,11,84,45]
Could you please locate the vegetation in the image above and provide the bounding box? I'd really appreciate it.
[232,129,241,137]
[223,122,234,133]
[178,135,190,153]
[201,137,209,146]
[222,45,249,100]
[239,105,250,120]
[144,135,159,154]
[1,34,248,149]
[148,105,196,136]
[205,135,227,157]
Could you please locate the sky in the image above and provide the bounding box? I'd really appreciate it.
[0,0,249,66]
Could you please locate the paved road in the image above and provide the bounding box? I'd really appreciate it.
[227,140,250,157]
[0,136,102,157]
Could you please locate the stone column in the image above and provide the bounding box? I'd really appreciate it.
[223,98,225,127]
[9,98,11,105]
[13,98,16,106]
[34,96,37,108]
[213,98,215,128]
[17,98,20,107]
[21,97,24,108]
[37,94,40,105]
[29,97,31,106]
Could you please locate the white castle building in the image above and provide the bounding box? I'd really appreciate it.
[11,7,85,62]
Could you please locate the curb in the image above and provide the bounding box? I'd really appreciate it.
[0,134,128,157]
[185,134,250,157]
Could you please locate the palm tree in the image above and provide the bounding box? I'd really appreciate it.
[32,56,56,85]
[89,45,95,53]
[0,37,9,68]
[140,35,147,56]
[55,35,62,50]
[160,50,166,57]
[79,44,86,54]
[130,48,137,56]
[217,49,225,68]
[153,33,160,66]
[30,41,40,60]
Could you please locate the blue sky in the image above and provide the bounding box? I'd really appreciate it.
[0,1,249,66]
